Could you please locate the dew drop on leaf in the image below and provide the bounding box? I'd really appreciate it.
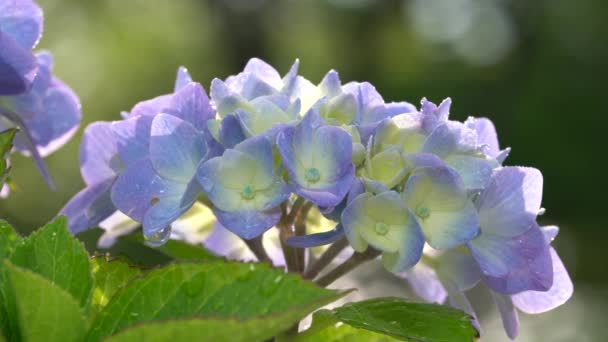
[144,226,171,247]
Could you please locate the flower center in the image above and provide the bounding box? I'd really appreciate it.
[374,222,389,236]
[305,167,321,183]
[241,184,256,200]
[416,206,430,219]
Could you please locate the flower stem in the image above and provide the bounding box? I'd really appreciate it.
[279,203,300,273]
[314,248,381,287]
[303,237,348,280]
[242,236,270,263]
[294,201,313,273]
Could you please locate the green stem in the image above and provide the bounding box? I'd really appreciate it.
[278,203,300,273]
[242,236,270,263]
[303,238,348,280]
[314,248,381,287]
[293,202,313,273]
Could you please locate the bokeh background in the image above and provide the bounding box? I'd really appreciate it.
[1,0,606,340]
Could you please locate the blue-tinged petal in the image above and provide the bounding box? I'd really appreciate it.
[512,247,573,314]
[143,180,199,236]
[541,225,559,243]
[10,65,81,157]
[197,157,244,212]
[477,166,543,237]
[0,0,43,49]
[473,117,500,157]
[174,66,192,91]
[341,192,373,252]
[382,212,424,272]
[468,225,553,293]
[197,137,289,216]
[111,115,152,166]
[441,281,480,333]
[444,154,494,191]
[374,113,428,154]
[318,69,342,97]
[421,97,451,122]
[129,94,172,117]
[342,191,424,272]
[436,249,482,292]
[384,101,417,116]
[404,153,445,169]
[214,206,282,240]
[0,31,36,95]
[281,59,299,95]
[149,113,207,182]
[287,223,344,248]
[403,166,480,249]
[491,292,520,340]
[165,82,214,131]
[59,179,115,234]
[319,177,364,222]
[0,98,53,188]
[277,113,354,207]
[236,96,297,137]
[230,72,277,100]
[243,57,283,90]
[399,263,447,304]
[234,135,276,184]
[343,81,384,122]
[79,122,119,185]
[317,93,357,126]
[111,159,191,222]
[218,114,246,148]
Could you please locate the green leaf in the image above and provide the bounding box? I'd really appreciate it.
[0,221,21,260]
[0,128,16,155]
[150,239,220,261]
[289,309,400,342]
[0,221,22,338]
[9,216,94,309]
[104,308,330,342]
[87,262,347,341]
[322,297,479,342]
[4,262,87,342]
[296,324,400,342]
[0,128,17,187]
[90,256,141,316]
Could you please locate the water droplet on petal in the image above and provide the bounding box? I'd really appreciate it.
[144,226,171,247]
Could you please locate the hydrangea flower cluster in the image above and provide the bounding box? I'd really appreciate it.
[61,58,572,339]
[0,0,81,192]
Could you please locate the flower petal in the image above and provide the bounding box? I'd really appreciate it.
[0,31,36,95]
[243,58,283,90]
[0,0,43,49]
[111,115,152,166]
[478,166,543,237]
[512,247,573,314]
[165,82,214,131]
[79,122,118,185]
[174,66,192,91]
[149,113,207,182]
[111,159,193,223]
[213,206,281,240]
[59,179,115,234]
[491,291,520,340]
[468,225,553,293]
[143,181,199,236]
[473,117,500,157]
[286,224,345,248]
[403,166,480,249]
[400,263,447,304]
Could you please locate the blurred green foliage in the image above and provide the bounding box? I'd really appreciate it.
[0,0,606,339]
